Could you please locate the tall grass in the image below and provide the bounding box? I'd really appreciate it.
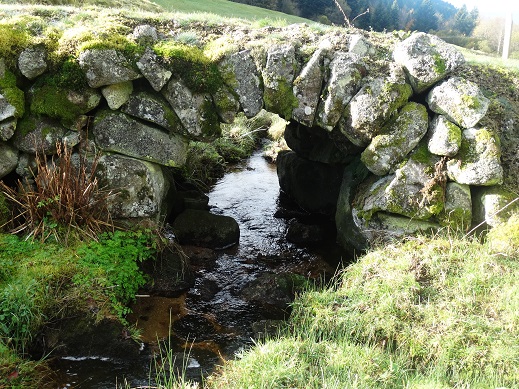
[0,141,114,243]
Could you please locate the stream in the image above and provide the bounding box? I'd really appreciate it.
[51,148,349,388]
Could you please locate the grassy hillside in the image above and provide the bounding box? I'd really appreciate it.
[152,0,312,24]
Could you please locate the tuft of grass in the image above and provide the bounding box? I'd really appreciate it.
[208,222,519,388]
[0,141,114,244]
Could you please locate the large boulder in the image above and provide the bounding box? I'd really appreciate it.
[393,32,465,93]
[0,142,18,179]
[172,209,240,249]
[136,47,172,92]
[354,143,445,222]
[162,79,220,137]
[292,47,328,127]
[219,50,263,118]
[29,83,101,124]
[340,64,413,147]
[78,49,142,88]
[427,77,490,129]
[18,46,48,80]
[96,154,168,220]
[316,52,363,131]
[12,116,67,154]
[262,44,298,119]
[361,102,428,176]
[277,150,344,215]
[427,115,462,157]
[446,127,503,186]
[121,91,184,134]
[92,111,188,167]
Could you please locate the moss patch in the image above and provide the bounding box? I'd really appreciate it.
[263,79,298,120]
[153,41,224,94]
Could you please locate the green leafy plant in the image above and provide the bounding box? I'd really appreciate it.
[73,230,157,321]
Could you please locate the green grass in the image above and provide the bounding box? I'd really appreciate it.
[458,46,519,72]
[207,217,519,388]
[149,0,312,25]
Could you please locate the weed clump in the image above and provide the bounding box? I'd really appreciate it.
[0,141,113,243]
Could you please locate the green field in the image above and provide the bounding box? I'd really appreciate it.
[151,0,311,23]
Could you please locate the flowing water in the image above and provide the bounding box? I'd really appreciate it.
[51,148,349,388]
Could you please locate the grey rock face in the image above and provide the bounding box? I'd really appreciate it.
[340,65,412,146]
[262,44,297,119]
[93,111,188,167]
[78,49,142,88]
[349,34,376,57]
[162,79,220,137]
[132,25,158,44]
[0,142,18,179]
[393,32,465,93]
[427,77,490,128]
[316,52,363,131]
[473,186,518,227]
[428,115,462,156]
[361,102,428,176]
[292,48,327,127]
[97,154,168,220]
[446,127,503,186]
[101,81,133,110]
[172,209,240,249]
[354,144,444,221]
[0,118,16,141]
[219,50,263,118]
[212,86,240,124]
[137,47,172,92]
[121,91,184,134]
[438,182,472,230]
[0,94,16,121]
[12,116,67,154]
[18,46,48,80]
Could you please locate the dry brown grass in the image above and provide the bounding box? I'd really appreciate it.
[0,141,114,243]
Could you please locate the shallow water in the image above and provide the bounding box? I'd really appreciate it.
[52,148,348,388]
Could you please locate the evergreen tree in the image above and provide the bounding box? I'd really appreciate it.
[413,0,438,32]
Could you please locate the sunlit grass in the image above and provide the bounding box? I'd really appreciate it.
[458,46,519,72]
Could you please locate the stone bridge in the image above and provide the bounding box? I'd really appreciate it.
[0,16,517,250]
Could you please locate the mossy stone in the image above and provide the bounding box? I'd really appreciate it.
[263,78,298,120]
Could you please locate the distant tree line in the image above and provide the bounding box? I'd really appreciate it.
[230,0,479,35]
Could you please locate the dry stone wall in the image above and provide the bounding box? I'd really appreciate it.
[0,20,517,248]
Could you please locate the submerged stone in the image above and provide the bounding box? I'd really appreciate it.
[172,209,240,249]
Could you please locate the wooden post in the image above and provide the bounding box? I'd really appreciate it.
[502,12,513,60]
